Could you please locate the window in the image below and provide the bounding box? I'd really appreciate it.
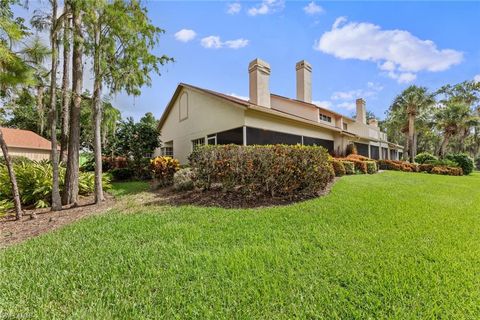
[370,145,379,160]
[207,134,216,145]
[303,136,334,153]
[161,147,173,157]
[319,113,332,123]
[343,123,348,131]
[355,142,369,157]
[179,92,188,121]
[192,137,205,150]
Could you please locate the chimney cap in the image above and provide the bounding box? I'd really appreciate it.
[248,58,271,74]
[356,98,366,105]
[296,60,312,72]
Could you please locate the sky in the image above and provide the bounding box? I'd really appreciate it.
[14,1,480,121]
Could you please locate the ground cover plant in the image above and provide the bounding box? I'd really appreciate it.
[0,159,111,214]
[1,171,479,318]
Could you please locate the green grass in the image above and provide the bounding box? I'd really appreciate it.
[1,172,480,319]
[109,180,150,197]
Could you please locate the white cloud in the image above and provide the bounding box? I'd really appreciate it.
[303,2,324,15]
[474,74,480,82]
[201,36,223,49]
[248,0,284,16]
[227,3,241,14]
[332,83,383,101]
[201,36,249,49]
[315,17,463,83]
[313,100,332,109]
[229,93,249,101]
[387,71,417,84]
[224,38,249,49]
[174,29,196,42]
[337,102,356,111]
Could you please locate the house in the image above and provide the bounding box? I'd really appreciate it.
[0,127,55,161]
[156,58,403,164]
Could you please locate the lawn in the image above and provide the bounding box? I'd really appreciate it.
[1,171,479,318]
[109,180,150,197]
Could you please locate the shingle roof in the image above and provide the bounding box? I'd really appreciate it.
[0,127,54,151]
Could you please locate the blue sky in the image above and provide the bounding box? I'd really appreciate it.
[15,1,480,120]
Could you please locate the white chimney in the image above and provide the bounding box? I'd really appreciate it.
[249,58,271,108]
[356,98,366,124]
[296,60,312,103]
[368,118,378,127]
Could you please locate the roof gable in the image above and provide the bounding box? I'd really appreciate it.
[1,127,53,151]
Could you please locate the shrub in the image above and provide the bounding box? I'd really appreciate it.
[337,157,370,174]
[346,154,371,161]
[366,161,377,174]
[419,164,434,173]
[189,145,334,198]
[331,159,346,177]
[150,156,180,187]
[378,160,418,172]
[341,161,355,175]
[445,153,474,175]
[425,159,458,167]
[415,152,438,164]
[346,143,357,156]
[173,168,195,191]
[0,160,111,212]
[110,168,134,181]
[476,157,480,171]
[431,166,463,176]
[78,172,112,195]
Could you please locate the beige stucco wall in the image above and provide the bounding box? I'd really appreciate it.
[245,109,336,142]
[157,87,246,163]
[6,147,51,161]
[270,96,320,123]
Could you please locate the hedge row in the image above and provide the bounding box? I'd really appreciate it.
[189,145,334,198]
[332,154,378,176]
[378,160,463,176]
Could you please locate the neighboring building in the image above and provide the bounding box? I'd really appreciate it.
[157,58,403,164]
[0,127,55,161]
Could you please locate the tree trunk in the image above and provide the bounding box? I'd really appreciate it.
[37,86,45,135]
[49,0,62,211]
[92,22,104,203]
[439,135,450,158]
[60,5,71,164]
[407,113,415,162]
[62,4,83,206]
[0,130,22,220]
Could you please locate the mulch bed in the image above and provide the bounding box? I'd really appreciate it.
[148,178,339,209]
[0,195,115,249]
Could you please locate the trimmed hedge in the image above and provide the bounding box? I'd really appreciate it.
[445,153,474,175]
[341,161,355,175]
[331,159,346,177]
[414,152,438,164]
[378,160,419,172]
[379,159,463,176]
[366,161,377,174]
[431,166,463,176]
[189,145,335,198]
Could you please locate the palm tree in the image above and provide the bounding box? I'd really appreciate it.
[0,1,36,220]
[390,86,435,161]
[19,37,50,136]
[435,103,477,157]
